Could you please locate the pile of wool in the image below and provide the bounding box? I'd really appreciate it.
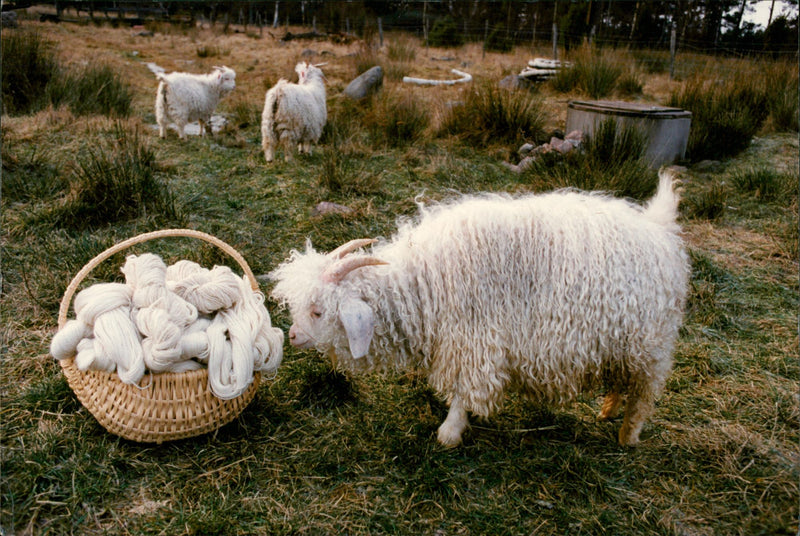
[50,253,284,399]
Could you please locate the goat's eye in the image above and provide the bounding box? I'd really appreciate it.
[310,306,322,319]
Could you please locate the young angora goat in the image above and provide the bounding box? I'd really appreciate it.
[261,62,327,163]
[270,169,689,447]
[155,66,236,139]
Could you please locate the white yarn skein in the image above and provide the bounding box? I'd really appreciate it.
[93,308,145,384]
[122,253,169,309]
[165,259,204,287]
[50,319,92,361]
[74,283,133,324]
[180,332,209,361]
[74,337,116,373]
[137,305,183,373]
[172,265,241,314]
[206,316,240,399]
[231,278,283,374]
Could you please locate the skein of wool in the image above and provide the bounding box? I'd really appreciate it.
[93,308,145,384]
[172,265,241,314]
[122,253,170,309]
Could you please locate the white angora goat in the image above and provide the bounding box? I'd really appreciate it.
[261,62,327,163]
[155,66,236,139]
[270,169,689,448]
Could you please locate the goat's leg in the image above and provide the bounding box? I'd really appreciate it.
[599,392,623,420]
[437,395,469,448]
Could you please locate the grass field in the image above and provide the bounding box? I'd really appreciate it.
[1,14,798,536]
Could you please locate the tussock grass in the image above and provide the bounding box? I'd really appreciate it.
[47,63,132,117]
[439,80,548,147]
[683,180,730,221]
[24,124,181,231]
[0,29,131,117]
[1,20,797,536]
[731,166,796,202]
[668,76,769,161]
[523,119,656,200]
[364,87,430,148]
[551,45,627,98]
[0,29,59,115]
[350,43,381,76]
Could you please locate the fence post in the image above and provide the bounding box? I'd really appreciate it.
[378,17,383,47]
[552,23,558,60]
[423,2,429,50]
[483,19,489,58]
[552,2,559,60]
[272,1,278,29]
[670,22,677,79]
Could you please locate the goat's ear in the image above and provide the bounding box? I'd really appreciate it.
[338,297,374,359]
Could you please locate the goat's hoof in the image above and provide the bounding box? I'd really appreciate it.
[618,425,641,447]
[437,423,464,448]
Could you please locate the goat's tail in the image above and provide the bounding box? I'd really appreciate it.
[155,81,167,118]
[262,80,288,160]
[644,167,682,229]
[262,80,289,137]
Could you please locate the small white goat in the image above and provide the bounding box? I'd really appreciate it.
[155,66,236,139]
[261,62,327,162]
[271,170,689,447]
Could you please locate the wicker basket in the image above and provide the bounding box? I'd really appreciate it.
[57,229,265,443]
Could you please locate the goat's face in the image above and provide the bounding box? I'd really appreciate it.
[271,239,385,360]
[295,61,326,85]
[214,66,236,94]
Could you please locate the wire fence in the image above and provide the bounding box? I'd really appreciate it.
[25,1,800,66]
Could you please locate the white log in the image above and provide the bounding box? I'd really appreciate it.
[403,69,472,86]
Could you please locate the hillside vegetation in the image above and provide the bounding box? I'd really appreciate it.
[1,15,798,536]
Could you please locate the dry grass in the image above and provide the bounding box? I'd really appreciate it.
[1,14,798,536]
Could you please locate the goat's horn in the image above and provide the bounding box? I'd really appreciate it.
[313,62,328,67]
[327,238,377,260]
[321,257,388,284]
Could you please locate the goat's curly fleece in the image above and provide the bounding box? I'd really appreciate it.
[261,62,327,161]
[155,66,235,138]
[271,172,688,422]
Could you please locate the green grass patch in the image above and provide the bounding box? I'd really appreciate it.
[26,125,182,231]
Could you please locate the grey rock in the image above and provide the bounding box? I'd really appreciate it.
[344,66,383,99]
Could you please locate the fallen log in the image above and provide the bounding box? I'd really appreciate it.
[403,69,472,86]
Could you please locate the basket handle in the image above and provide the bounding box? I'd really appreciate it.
[58,229,260,329]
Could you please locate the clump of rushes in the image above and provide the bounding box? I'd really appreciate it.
[364,88,429,148]
[1,29,59,115]
[550,45,624,98]
[524,119,656,201]
[668,76,768,161]
[439,80,547,147]
[41,125,181,230]
[47,63,132,117]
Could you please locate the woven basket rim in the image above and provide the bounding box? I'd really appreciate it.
[56,228,264,444]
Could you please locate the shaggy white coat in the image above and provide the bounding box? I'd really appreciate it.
[270,170,689,447]
[261,62,327,162]
[155,66,236,139]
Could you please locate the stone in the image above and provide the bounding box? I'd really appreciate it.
[344,66,383,100]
